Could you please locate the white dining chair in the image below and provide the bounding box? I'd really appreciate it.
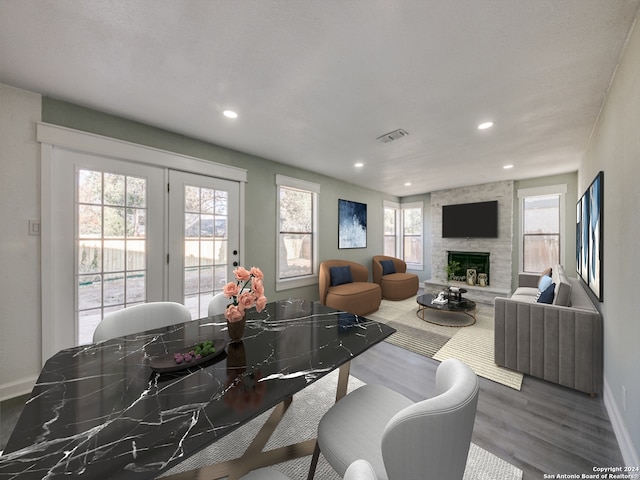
[308,358,479,480]
[241,459,378,479]
[208,292,230,317]
[92,302,192,343]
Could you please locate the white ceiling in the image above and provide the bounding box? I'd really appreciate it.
[1,1,638,196]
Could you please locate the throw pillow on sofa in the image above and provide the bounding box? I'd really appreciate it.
[330,266,353,286]
[537,282,555,304]
[538,274,553,292]
[379,260,396,275]
[540,267,552,277]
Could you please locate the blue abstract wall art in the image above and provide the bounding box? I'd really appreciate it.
[588,172,603,300]
[338,199,367,249]
[576,171,603,301]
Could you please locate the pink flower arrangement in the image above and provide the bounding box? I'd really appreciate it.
[223,266,267,322]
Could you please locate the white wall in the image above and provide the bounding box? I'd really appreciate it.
[0,84,42,400]
[581,15,640,466]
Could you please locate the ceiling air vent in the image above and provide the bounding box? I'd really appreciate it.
[376,129,409,144]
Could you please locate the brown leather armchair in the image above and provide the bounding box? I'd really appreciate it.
[319,260,381,317]
[372,256,419,300]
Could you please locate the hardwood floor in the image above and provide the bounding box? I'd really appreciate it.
[1,341,623,480]
[350,340,623,480]
[0,393,29,453]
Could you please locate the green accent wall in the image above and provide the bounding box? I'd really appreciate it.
[42,98,398,302]
[41,98,580,299]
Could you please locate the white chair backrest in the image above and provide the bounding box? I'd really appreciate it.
[92,302,192,343]
[344,459,379,480]
[208,292,229,317]
[381,358,479,480]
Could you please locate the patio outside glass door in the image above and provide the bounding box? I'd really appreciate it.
[47,149,240,353]
[76,165,165,344]
[168,170,240,319]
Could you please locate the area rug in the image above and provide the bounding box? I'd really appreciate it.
[162,370,523,480]
[368,296,523,391]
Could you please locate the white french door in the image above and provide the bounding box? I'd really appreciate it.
[168,171,240,319]
[47,150,165,352]
[41,126,245,362]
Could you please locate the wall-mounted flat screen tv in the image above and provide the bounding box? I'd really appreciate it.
[442,200,498,238]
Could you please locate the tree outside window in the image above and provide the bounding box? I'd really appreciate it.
[276,175,319,290]
[279,186,313,278]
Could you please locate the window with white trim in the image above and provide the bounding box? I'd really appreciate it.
[402,202,423,269]
[518,185,567,273]
[382,201,423,269]
[383,201,400,257]
[276,175,319,290]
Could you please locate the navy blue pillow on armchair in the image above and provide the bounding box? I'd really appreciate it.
[330,266,353,286]
[379,260,396,275]
[537,282,556,304]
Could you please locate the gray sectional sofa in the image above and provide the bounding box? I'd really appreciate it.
[494,264,603,395]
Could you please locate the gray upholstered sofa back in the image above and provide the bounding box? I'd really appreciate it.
[494,265,602,395]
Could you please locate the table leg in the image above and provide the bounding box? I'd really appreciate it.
[335,361,350,401]
[307,442,321,480]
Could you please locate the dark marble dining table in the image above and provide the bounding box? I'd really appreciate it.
[0,299,395,480]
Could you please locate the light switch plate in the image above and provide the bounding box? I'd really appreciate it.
[29,219,41,236]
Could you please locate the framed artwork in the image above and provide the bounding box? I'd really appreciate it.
[587,172,603,300]
[576,199,582,277]
[576,171,604,301]
[580,193,589,283]
[338,199,367,249]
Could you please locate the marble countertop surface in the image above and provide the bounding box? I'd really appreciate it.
[0,299,394,479]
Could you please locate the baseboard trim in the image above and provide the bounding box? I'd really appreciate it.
[603,377,640,467]
[0,375,37,402]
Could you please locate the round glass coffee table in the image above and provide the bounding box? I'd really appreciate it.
[416,294,477,326]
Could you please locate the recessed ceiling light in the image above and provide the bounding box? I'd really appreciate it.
[354,162,364,168]
[503,164,514,169]
[478,121,494,130]
[404,182,412,187]
[223,110,238,119]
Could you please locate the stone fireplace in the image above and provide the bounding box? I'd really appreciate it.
[425,180,514,304]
